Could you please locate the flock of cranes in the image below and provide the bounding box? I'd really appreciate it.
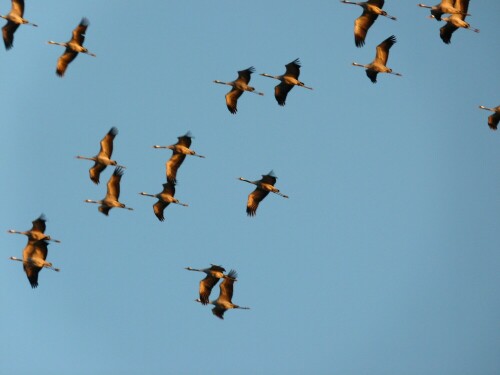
[4,0,497,320]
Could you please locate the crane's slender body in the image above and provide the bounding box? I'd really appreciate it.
[48,17,96,77]
[238,170,289,216]
[352,35,402,83]
[7,214,61,244]
[10,240,60,288]
[479,105,500,131]
[196,270,250,319]
[153,132,204,184]
[85,167,133,215]
[260,58,313,106]
[340,0,396,47]
[139,182,188,221]
[214,67,264,114]
[418,0,470,21]
[76,127,124,184]
[438,0,478,44]
[1,0,37,50]
[186,264,227,305]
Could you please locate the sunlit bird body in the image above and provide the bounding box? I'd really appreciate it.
[7,214,61,244]
[85,167,133,215]
[238,170,289,216]
[418,0,470,21]
[340,0,396,47]
[260,58,313,106]
[48,17,96,77]
[139,181,188,221]
[76,127,124,184]
[479,105,500,131]
[1,0,37,50]
[438,0,478,44]
[352,35,402,83]
[186,264,228,305]
[196,269,250,319]
[153,131,204,184]
[9,240,60,288]
[214,66,264,114]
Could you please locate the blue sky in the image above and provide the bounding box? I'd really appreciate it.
[1,1,499,374]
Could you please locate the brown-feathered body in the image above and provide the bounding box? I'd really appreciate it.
[186,265,227,305]
[1,0,37,50]
[7,214,60,244]
[214,67,264,114]
[48,17,96,77]
[260,59,313,106]
[238,171,289,216]
[479,105,500,131]
[439,0,478,44]
[139,182,188,221]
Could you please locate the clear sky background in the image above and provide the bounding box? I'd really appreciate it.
[1,1,499,374]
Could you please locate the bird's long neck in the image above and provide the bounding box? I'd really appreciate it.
[213,80,230,86]
[139,192,156,198]
[9,257,22,262]
[48,41,66,47]
[7,230,25,235]
[260,73,280,80]
[85,199,100,204]
[76,155,95,161]
[479,106,494,112]
[352,62,368,69]
[238,177,255,185]
[417,4,432,9]
[152,145,170,149]
[185,267,202,272]
[340,0,360,5]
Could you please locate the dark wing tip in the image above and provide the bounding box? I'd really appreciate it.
[387,35,397,44]
[114,166,125,177]
[246,207,257,216]
[246,66,256,74]
[109,127,118,136]
[290,58,301,67]
[227,269,238,280]
[80,17,90,26]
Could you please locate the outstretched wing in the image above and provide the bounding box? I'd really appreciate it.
[274,82,294,106]
[72,17,89,45]
[166,153,186,183]
[374,35,396,66]
[99,127,118,158]
[235,67,255,85]
[106,167,124,200]
[31,215,47,233]
[225,88,243,114]
[56,48,78,76]
[283,59,301,79]
[246,188,270,216]
[177,133,192,148]
[354,11,378,47]
[199,275,220,305]
[89,161,107,185]
[153,200,168,221]
[2,21,20,50]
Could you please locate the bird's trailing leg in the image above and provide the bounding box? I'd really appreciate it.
[273,191,289,199]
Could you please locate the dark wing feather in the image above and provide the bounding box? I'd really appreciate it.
[366,69,378,83]
[367,0,384,7]
[107,167,124,200]
[218,272,236,303]
[375,35,396,65]
[166,153,186,183]
[56,48,78,77]
[98,205,112,216]
[199,275,220,305]
[209,264,226,273]
[354,12,378,47]
[177,134,192,148]
[153,200,168,221]
[161,182,176,196]
[72,18,89,45]
[261,175,277,185]
[274,82,294,106]
[100,127,118,158]
[439,22,458,44]
[225,88,243,114]
[31,215,47,233]
[212,306,226,319]
[12,0,25,16]
[488,113,500,130]
[236,67,255,85]
[2,21,19,49]
[247,188,269,216]
[284,59,301,79]
[89,162,106,184]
